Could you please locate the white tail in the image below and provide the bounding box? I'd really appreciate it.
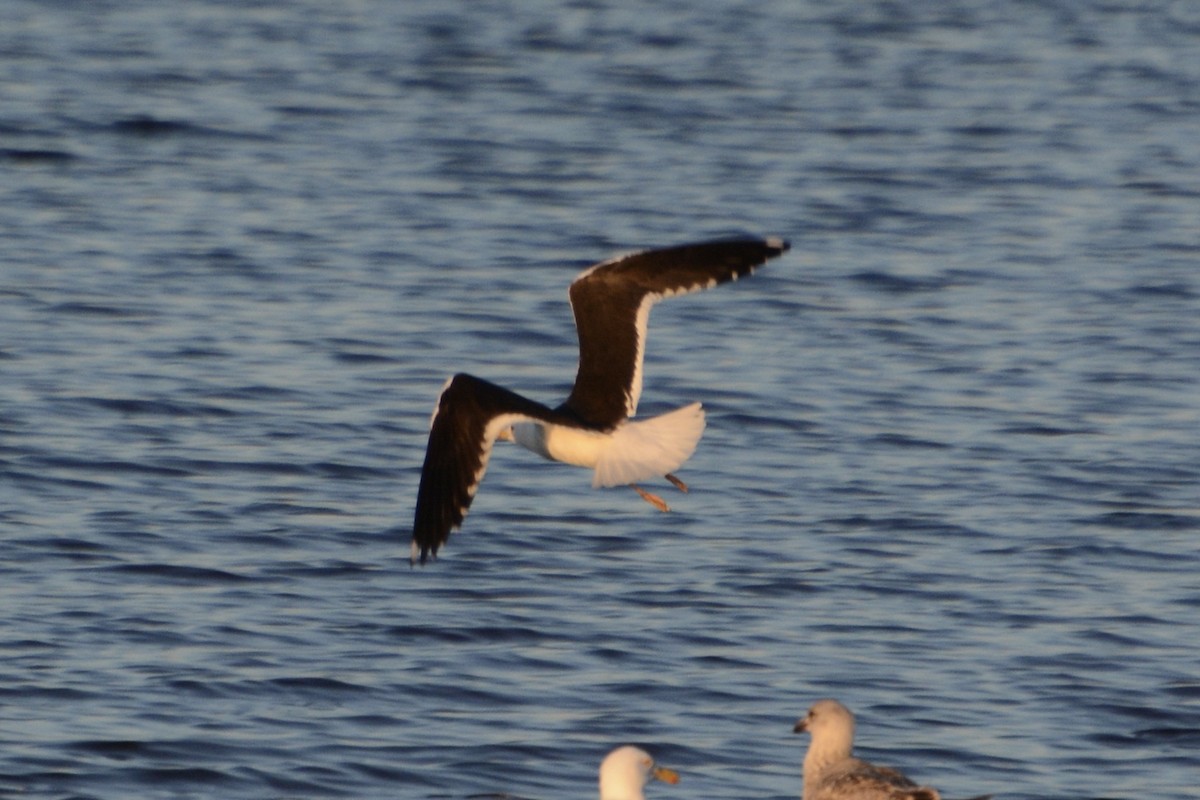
[592,403,706,488]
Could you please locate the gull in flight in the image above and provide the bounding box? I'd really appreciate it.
[410,236,790,563]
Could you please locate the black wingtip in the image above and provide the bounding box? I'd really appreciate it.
[409,538,438,567]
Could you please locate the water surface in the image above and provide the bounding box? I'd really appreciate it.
[3,2,1199,798]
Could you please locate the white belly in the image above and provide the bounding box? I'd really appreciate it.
[506,402,705,488]
[509,421,609,468]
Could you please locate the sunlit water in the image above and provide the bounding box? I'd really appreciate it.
[3,2,1199,798]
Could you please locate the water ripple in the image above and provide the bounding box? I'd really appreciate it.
[2,1,1199,798]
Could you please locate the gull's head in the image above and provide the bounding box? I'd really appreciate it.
[794,699,856,761]
[497,426,515,442]
[599,745,679,800]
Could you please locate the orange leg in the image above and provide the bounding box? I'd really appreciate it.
[664,473,689,493]
[631,484,671,512]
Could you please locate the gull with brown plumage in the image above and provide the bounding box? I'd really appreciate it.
[794,699,991,800]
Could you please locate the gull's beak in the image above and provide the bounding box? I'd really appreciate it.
[793,719,809,734]
[497,426,514,442]
[652,765,680,785]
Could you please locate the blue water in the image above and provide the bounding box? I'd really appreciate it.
[3,2,1199,798]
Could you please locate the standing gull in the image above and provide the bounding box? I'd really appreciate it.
[410,236,789,563]
[794,699,988,800]
[599,745,679,800]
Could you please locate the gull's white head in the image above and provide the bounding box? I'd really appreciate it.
[599,745,679,800]
[794,698,856,765]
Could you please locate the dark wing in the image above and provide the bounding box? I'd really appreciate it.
[563,236,789,427]
[816,760,940,800]
[411,373,565,564]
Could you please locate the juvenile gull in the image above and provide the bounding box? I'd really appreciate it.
[794,699,987,800]
[599,745,679,800]
[410,236,790,563]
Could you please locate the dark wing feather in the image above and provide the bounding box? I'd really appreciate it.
[411,373,566,563]
[564,236,789,427]
[817,760,940,800]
